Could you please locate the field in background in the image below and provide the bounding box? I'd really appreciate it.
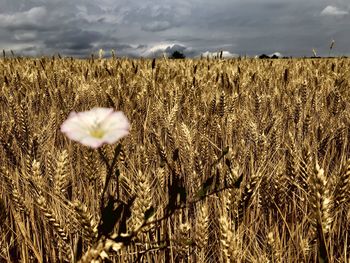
[1,56,350,262]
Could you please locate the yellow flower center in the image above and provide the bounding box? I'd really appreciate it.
[90,128,105,138]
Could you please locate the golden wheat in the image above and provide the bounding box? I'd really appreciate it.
[1,56,350,262]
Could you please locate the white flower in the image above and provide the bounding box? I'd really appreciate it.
[60,107,130,148]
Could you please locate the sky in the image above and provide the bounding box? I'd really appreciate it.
[0,0,349,58]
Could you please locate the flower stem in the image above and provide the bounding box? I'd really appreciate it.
[98,144,122,213]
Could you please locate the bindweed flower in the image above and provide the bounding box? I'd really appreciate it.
[60,107,130,148]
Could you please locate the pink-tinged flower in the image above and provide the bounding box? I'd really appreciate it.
[60,107,130,148]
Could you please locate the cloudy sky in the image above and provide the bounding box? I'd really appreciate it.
[0,0,349,58]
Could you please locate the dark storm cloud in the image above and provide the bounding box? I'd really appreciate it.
[44,30,102,50]
[0,0,349,57]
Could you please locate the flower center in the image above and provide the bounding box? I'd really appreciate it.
[90,127,105,138]
[90,121,106,139]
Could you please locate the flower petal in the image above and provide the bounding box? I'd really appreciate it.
[61,119,89,134]
[61,112,90,138]
[103,129,130,144]
[83,108,114,124]
[79,136,105,148]
[63,129,90,142]
[100,111,130,132]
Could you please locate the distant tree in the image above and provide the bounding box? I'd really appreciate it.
[170,50,185,59]
[259,54,270,59]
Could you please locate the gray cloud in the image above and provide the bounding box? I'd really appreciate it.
[141,21,173,32]
[0,0,349,57]
[0,6,48,30]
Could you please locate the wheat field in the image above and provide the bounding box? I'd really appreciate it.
[1,56,350,262]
